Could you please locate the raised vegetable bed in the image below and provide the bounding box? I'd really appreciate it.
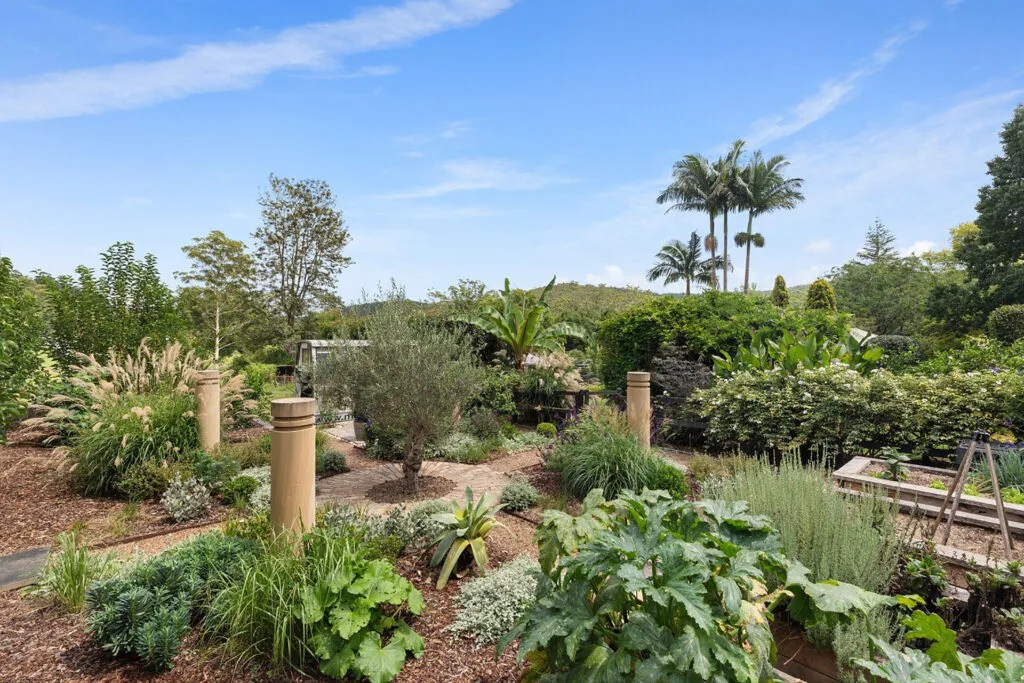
[834,457,1024,534]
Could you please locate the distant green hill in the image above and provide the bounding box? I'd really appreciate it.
[528,281,655,324]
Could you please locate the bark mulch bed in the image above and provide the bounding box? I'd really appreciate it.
[367,475,457,504]
[0,440,229,557]
[0,505,542,682]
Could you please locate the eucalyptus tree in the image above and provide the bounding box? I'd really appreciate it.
[735,152,805,293]
[657,155,721,289]
[456,277,588,370]
[646,231,716,295]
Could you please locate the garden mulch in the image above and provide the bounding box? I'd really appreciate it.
[368,475,457,504]
[0,505,541,682]
[0,439,229,557]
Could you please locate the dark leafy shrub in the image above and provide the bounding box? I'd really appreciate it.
[502,490,894,680]
[501,478,540,511]
[596,292,848,390]
[117,459,190,502]
[465,408,505,441]
[695,365,1024,456]
[858,610,1024,681]
[72,391,199,496]
[807,277,838,312]
[86,532,256,671]
[475,369,518,417]
[188,450,240,493]
[989,304,1024,343]
[315,448,348,475]
[205,528,424,681]
[219,432,272,468]
[868,334,919,356]
[221,475,260,508]
[535,422,557,439]
[365,422,404,461]
[647,458,688,499]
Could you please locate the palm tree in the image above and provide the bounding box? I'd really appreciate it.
[735,152,805,294]
[713,140,747,293]
[657,155,721,290]
[455,277,587,371]
[646,232,713,295]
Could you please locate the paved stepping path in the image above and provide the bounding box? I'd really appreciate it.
[0,546,48,591]
[317,455,542,514]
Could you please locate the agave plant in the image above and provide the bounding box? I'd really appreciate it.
[455,277,587,371]
[430,487,505,589]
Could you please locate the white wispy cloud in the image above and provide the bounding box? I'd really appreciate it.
[379,158,575,199]
[804,239,831,253]
[585,265,646,288]
[0,0,515,123]
[394,119,473,145]
[746,22,927,146]
[902,240,937,256]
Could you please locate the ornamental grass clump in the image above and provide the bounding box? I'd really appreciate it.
[23,528,121,611]
[205,528,423,682]
[71,390,199,496]
[555,403,665,500]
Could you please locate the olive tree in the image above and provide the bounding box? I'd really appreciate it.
[315,294,484,492]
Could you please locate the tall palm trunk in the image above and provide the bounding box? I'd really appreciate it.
[722,210,729,292]
[743,210,754,295]
[707,214,717,291]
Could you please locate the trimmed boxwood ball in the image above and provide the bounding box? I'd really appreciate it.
[536,422,557,438]
[648,459,688,499]
[989,304,1024,343]
[315,447,348,475]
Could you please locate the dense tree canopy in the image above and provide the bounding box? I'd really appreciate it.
[254,174,352,331]
[36,242,182,366]
[0,256,44,440]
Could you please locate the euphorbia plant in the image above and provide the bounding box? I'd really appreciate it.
[501,490,895,681]
[431,487,504,589]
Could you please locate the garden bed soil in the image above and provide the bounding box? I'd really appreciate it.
[0,441,229,556]
[0,509,541,682]
[900,511,1024,563]
[864,463,954,489]
[367,476,457,504]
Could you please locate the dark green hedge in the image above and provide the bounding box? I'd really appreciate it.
[596,292,848,390]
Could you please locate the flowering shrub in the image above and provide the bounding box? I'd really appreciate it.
[695,366,1024,455]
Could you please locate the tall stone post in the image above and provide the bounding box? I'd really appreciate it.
[195,369,220,452]
[270,398,317,537]
[626,371,651,447]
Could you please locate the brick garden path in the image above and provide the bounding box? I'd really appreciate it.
[316,452,543,514]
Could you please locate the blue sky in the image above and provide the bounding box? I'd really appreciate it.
[1,0,1021,300]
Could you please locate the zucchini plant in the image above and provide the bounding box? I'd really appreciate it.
[501,489,895,681]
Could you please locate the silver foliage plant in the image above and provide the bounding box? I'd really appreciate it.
[160,474,211,522]
[447,555,539,646]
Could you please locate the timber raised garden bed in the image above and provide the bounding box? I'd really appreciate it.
[834,457,1024,534]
